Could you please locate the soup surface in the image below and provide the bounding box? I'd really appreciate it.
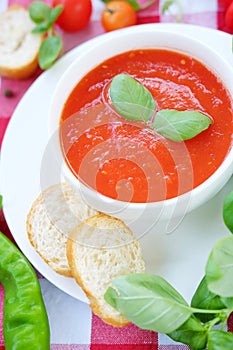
[60,49,233,203]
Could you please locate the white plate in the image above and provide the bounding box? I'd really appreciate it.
[1,23,233,304]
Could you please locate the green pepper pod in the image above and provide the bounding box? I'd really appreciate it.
[0,231,50,349]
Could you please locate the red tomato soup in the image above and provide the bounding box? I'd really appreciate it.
[60,49,233,203]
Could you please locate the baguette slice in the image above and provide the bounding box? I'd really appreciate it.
[27,183,98,276]
[67,214,145,327]
[0,5,42,79]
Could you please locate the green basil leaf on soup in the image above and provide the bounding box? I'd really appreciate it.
[191,276,226,323]
[39,35,62,70]
[0,195,2,210]
[208,330,233,350]
[206,236,233,298]
[152,109,212,142]
[29,1,51,23]
[223,191,233,234]
[168,316,207,350]
[104,273,193,334]
[110,74,156,122]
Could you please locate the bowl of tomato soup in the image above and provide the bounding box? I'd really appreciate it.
[49,25,233,228]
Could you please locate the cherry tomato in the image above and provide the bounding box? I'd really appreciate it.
[53,0,92,32]
[225,1,233,29]
[101,1,137,32]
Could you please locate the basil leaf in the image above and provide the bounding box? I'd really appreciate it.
[208,330,233,350]
[0,195,2,210]
[38,35,62,70]
[49,5,63,24]
[110,74,156,122]
[152,109,212,142]
[206,236,233,297]
[223,191,233,234]
[168,316,207,350]
[29,1,51,23]
[104,273,193,333]
[191,276,226,323]
[32,21,51,34]
[101,0,140,10]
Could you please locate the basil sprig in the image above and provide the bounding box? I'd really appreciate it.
[105,191,233,349]
[29,1,63,69]
[109,74,212,142]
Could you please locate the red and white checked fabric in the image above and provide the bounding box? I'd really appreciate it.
[0,0,233,348]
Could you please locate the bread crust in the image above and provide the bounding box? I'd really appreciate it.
[0,5,42,79]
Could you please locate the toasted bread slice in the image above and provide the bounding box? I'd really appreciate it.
[67,214,145,326]
[27,183,98,276]
[0,5,42,79]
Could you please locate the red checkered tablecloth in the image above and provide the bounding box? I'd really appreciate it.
[0,0,233,349]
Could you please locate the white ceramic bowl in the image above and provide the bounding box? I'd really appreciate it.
[48,24,233,233]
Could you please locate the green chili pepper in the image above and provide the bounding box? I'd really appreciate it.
[0,231,50,349]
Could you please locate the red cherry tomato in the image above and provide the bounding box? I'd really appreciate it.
[101,1,137,32]
[225,1,233,29]
[53,0,92,32]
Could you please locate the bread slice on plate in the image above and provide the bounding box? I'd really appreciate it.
[27,183,98,276]
[67,213,145,327]
[0,5,42,79]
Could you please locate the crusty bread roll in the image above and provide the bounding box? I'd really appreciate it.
[67,214,145,327]
[27,183,98,276]
[0,5,42,79]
